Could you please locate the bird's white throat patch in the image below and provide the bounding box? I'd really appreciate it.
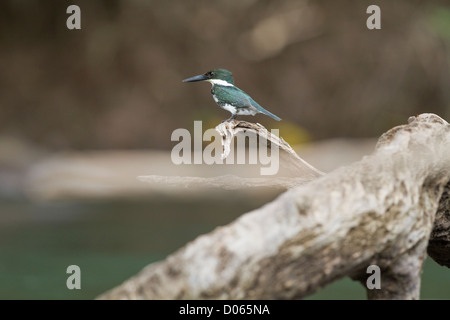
[207,79,234,87]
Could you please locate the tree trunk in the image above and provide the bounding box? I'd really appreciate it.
[98,113,450,300]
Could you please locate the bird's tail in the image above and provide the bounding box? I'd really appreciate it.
[260,108,281,121]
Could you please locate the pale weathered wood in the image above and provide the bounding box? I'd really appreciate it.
[215,120,324,178]
[98,113,450,300]
[138,120,324,189]
[137,174,308,190]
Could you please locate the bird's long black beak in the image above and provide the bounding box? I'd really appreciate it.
[182,74,208,83]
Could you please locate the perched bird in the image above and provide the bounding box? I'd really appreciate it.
[182,69,281,122]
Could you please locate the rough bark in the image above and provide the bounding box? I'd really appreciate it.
[428,182,450,268]
[98,113,450,300]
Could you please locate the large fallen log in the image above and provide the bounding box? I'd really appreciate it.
[98,113,450,300]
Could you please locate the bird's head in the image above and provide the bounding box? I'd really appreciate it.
[182,68,234,86]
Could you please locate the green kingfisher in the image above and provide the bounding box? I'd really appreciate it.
[182,68,281,122]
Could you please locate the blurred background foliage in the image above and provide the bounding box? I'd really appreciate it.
[0,0,449,150]
[0,0,450,300]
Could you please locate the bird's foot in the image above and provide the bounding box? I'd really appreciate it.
[223,114,237,123]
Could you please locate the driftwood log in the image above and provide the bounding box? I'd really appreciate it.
[99,113,450,300]
[138,120,324,190]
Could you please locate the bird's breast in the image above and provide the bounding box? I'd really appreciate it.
[220,103,257,116]
[221,103,237,114]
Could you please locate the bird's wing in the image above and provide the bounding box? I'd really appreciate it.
[214,85,256,109]
[214,85,281,121]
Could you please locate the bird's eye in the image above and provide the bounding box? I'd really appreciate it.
[206,71,214,77]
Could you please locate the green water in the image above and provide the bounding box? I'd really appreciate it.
[0,198,449,300]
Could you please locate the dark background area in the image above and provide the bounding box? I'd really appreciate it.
[0,0,449,150]
[0,0,449,300]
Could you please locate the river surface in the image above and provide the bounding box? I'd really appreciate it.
[0,198,448,299]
